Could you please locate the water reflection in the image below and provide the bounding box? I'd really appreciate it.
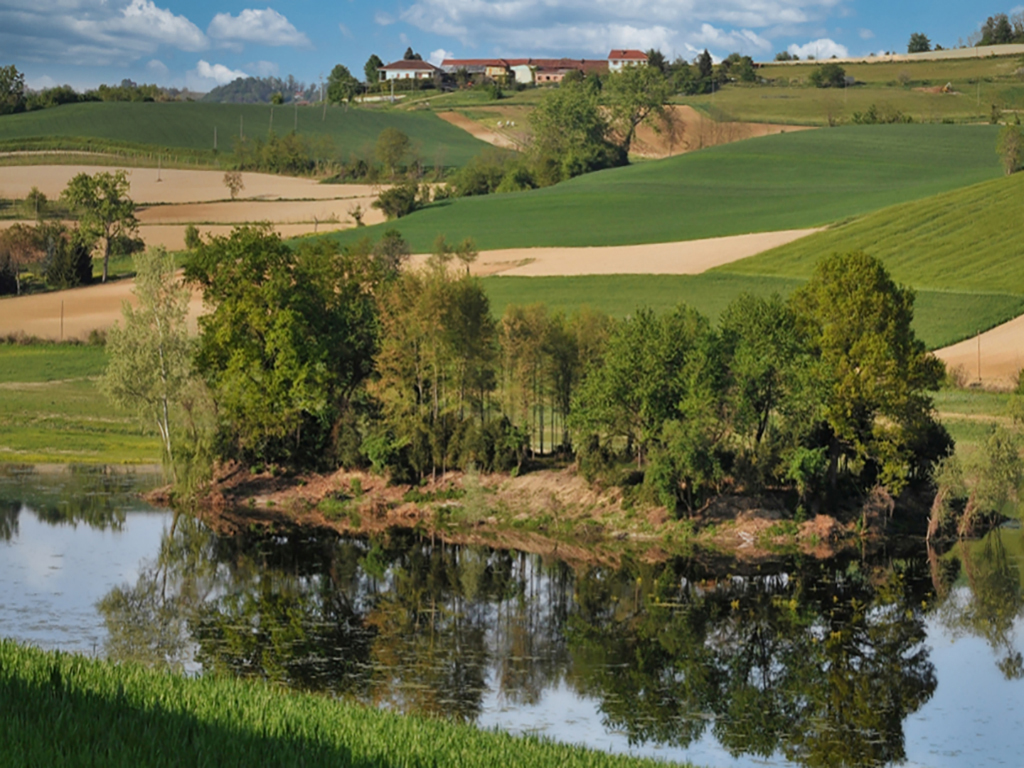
[0,465,161,535]
[89,517,1024,767]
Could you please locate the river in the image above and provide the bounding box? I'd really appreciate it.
[1,465,1021,767]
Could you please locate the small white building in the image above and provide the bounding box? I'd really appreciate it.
[608,49,649,72]
[378,60,442,80]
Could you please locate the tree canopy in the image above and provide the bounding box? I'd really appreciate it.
[60,170,139,283]
[327,64,360,105]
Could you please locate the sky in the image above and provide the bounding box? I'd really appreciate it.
[0,1,1016,93]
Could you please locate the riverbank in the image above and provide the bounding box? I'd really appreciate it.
[170,460,886,567]
[0,640,688,768]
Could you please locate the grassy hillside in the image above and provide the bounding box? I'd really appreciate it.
[720,172,1024,295]
[481,273,1024,350]
[329,124,1002,253]
[0,343,160,465]
[687,54,1024,126]
[0,102,489,167]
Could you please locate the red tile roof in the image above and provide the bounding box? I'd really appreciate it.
[379,60,441,71]
[608,49,648,60]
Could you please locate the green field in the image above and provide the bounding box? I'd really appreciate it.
[0,101,489,168]
[328,124,1002,253]
[0,344,160,465]
[482,274,1024,350]
[719,172,1024,294]
[0,640,687,768]
[687,54,1024,126]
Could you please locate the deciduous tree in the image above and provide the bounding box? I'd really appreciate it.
[605,65,674,156]
[908,33,932,53]
[60,170,139,283]
[0,64,25,115]
[101,247,193,480]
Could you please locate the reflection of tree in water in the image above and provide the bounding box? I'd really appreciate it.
[934,528,1024,680]
[0,500,19,542]
[0,466,159,531]
[99,518,954,767]
[566,556,938,767]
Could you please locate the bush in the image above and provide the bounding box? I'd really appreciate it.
[808,63,846,88]
[372,183,421,220]
[43,227,93,289]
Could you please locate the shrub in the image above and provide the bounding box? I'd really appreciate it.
[43,227,93,289]
[808,62,846,88]
[372,183,421,220]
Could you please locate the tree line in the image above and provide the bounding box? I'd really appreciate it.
[108,226,950,518]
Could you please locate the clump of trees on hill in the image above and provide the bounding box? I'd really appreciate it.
[972,12,1024,46]
[202,75,318,104]
[113,225,952,523]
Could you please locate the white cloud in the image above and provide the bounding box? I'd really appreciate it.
[428,48,455,66]
[0,0,208,67]
[691,23,772,53]
[114,0,207,51]
[788,38,848,59]
[187,59,248,90]
[374,11,396,26]
[338,23,353,39]
[26,74,57,90]
[146,59,169,77]
[859,28,875,40]
[207,8,311,49]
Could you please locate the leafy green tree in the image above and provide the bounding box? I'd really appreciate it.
[270,91,284,105]
[41,223,93,288]
[0,64,26,114]
[808,62,847,88]
[908,33,932,53]
[997,123,1024,174]
[327,64,360,105]
[530,79,623,184]
[365,54,384,85]
[375,127,411,179]
[372,182,421,219]
[605,65,673,156]
[697,49,713,81]
[645,49,667,73]
[60,170,139,283]
[101,248,193,480]
[790,252,946,494]
[0,223,46,295]
[184,225,381,467]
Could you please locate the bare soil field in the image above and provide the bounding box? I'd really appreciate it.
[0,165,377,204]
[135,198,382,226]
[437,105,814,159]
[0,274,204,340]
[408,228,821,277]
[1,229,818,340]
[632,106,816,158]
[935,315,1024,390]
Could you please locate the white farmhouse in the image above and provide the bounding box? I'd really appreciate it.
[607,50,649,72]
[378,60,442,80]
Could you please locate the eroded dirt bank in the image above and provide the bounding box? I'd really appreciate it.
[159,462,890,569]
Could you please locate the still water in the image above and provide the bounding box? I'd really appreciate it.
[1,466,1022,768]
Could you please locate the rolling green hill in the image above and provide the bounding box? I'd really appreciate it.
[481,274,1024,351]
[331,124,1003,253]
[719,172,1024,295]
[0,102,489,167]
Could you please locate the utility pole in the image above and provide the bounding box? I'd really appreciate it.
[270,105,274,133]
[214,125,217,150]
[320,73,327,121]
[240,115,243,139]
[294,98,298,131]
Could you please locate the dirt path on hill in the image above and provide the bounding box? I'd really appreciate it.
[0,165,376,204]
[408,228,821,277]
[436,112,521,150]
[935,315,1024,390]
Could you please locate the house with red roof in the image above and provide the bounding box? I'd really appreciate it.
[608,50,649,72]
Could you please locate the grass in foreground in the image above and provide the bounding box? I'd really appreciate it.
[719,172,1024,295]
[329,124,1002,253]
[0,344,160,465]
[0,640,686,768]
[0,101,489,168]
[482,273,1024,350]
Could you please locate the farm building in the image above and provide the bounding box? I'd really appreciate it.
[608,50,649,72]
[378,60,443,80]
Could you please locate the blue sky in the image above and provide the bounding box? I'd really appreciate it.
[0,1,1015,92]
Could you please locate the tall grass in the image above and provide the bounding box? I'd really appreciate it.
[0,640,687,768]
